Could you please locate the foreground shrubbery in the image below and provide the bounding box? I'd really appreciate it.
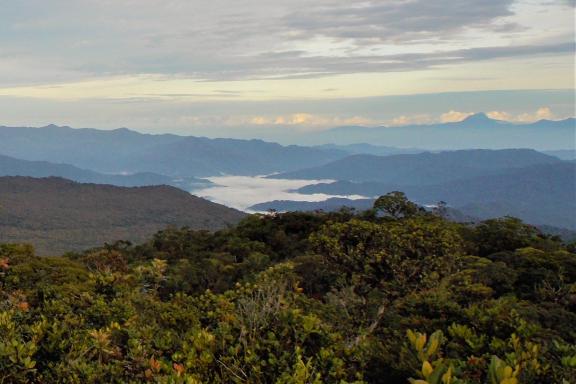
[1,193,575,383]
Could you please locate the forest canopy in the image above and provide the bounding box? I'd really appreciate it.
[1,193,575,383]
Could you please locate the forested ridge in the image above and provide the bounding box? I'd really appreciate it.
[0,176,245,255]
[1,193,575,383]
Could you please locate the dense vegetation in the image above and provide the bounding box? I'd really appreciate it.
[0,176,244,255]
[1,192,575,383]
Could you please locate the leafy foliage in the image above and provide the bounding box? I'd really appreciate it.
[0,194,574,382]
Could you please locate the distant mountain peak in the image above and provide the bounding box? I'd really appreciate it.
[462,113,495,124]
[41,123,73,130]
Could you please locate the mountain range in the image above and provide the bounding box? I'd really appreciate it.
[272,149,561,184]
[256,161,576,230]
[1,121,574,244]
[1,115,573,178]
[0,176,245,255]
[0,125,345,177]
[0,154,210,189]
[305,113,575,149]
[257,150,576,230]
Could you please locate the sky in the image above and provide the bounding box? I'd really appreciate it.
[0,0,574,141]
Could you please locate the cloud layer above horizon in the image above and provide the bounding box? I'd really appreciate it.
[0,0,574,137]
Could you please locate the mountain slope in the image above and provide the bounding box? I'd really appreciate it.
[0,125,346,177]
[0,125,182,171]
[0,177,246,255]
[272,149,560,184]
[118,136,347,177]
[0,154,209,189]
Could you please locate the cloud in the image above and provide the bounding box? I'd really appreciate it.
[487,106,557,122]
[123,112,381,132]
[285,0,517,43]
[98,107,565,130]
[522,107,555,121]
[0,91,573,143]
[246,113,380,130]
[440,110,475,123]
[559,0,576,7]
[390,114,435,126]
[0,0,573,86]
[390,106,564,126]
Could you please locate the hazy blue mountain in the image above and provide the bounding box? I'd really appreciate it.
[305,114,575,149]
[313,143,426,156]
[116,136,347,177]
[297,181,399,196]
[272,149,561,184]
[259,162,576,230]
[0,125,346,177]
[0,154,210,189]
[297,161,575,202]
[0,125,182,170]
[536,225,576,242]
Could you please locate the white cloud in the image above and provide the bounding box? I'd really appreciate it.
[229,113,381,131]
[440,110,475,123]
[517,107,555,122]
[487,106,557,122]
[389,115,435,126]
[389,106,563,126]
[194,175,366,211]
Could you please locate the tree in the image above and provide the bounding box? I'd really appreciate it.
[311,215,464,347]
[470,217,540,257]
[373,191,423,219]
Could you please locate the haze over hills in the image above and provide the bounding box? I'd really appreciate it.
[544,149,576,160]
[0,114,573,178]
[1,123,574,239]
[257,150,576,231]
[0,176,245,255]
[305,113,575,149]
[271,149,561,184]
[313,143,426,157]
[288,162,576,229]
[0,125,346,177]
[0,154,210,189]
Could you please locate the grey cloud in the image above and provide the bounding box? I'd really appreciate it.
[553,0,576,7]
[0,0,572,85]
[285,0,517,42]
[189,41,575,81]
